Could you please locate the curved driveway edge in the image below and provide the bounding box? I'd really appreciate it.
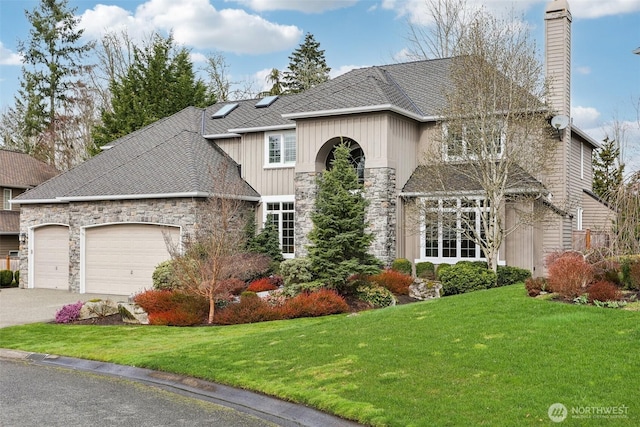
[0,349,363,427]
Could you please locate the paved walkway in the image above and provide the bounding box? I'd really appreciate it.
[0,288,129,328]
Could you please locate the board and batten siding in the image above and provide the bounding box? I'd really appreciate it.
[295,113,388,172]
[214,137,242,165]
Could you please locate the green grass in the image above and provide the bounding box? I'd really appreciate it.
[2,284,639,426]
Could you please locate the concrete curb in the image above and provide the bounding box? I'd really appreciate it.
[0,349,363,427]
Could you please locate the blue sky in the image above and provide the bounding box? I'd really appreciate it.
[1,0,639,172]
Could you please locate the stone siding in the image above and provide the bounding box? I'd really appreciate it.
[294,167,397,266]
[19,198,201,292]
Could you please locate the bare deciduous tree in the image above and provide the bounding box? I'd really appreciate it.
[416,10,556,272]
[164,164,269,323]
[403,0,477,59]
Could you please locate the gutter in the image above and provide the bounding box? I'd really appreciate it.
[12,192,261,204]
[282,104,440,123]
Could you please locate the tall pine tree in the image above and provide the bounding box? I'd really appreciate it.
[308,143,380,287]
[593,136,624,200]
[15,0,93,165]
[92,34,213,150]
[283,33,330,94]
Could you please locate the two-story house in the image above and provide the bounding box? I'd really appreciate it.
[0,149,58,262]
[14,0,613,295]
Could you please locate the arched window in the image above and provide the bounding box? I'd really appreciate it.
[325,138,365,183]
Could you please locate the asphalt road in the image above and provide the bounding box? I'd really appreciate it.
[0,359,277,427]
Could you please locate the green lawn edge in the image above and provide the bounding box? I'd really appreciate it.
[2,284,639,426]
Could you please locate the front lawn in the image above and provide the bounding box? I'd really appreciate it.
[2,284,638,426]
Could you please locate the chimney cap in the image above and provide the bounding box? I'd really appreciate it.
[546,0,570,13]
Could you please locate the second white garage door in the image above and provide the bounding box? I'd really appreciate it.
[84,224,180,295]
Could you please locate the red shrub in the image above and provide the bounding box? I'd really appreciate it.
[213,293,280,325]
[149,310,204,326]
[524,277,547,297]
[369,269,414,295]
[133,290,176,313]
[220,278,247,296]
[247,277,278,292]
[587,281,622,303]
[134,289,208,326]
[546,252,594,300]
[278,289,349,319]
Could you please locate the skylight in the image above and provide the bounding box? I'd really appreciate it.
[255,95,278,108]
[211,103,238,119]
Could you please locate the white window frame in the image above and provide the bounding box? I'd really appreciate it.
[417,197,505,265]
[580,143,585,180]
[262,195,295,258]
[442,122,505,162]
[3,189,11,210]
[576,207,583,231]
[264,131,296,168]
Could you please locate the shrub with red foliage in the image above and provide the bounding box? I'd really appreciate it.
[134,289,208,326]
[369,269,414,295]
[525,277,547,297]
[213,292,280,325]
[247,277,278,292]
[587,281,622,303]
[278,289,349,319]
[149,309,205,326]
[546,252,594,300]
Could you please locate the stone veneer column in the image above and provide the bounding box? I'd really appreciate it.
[363,167,397,267]
[294,168,397,266]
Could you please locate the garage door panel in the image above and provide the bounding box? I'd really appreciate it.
[33,225,69,290]
[85,224,179,295]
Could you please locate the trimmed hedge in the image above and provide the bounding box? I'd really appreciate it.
[439,264,497,296]
[496,266,531,287]
[391,258,412,275]
[416,262,435,279]
[0,270,14,287]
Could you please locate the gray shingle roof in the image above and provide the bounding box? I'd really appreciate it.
[0,149,59,188]
[402,163,546,196]
[15,107,259,203]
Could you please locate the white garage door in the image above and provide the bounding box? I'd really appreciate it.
[85,224,179,295]
[33,225,70,290]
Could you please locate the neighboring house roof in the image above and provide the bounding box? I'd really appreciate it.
[0,149,59,189]
[14,107,260,204]
[401,163,547,197]
[0,211,20,235]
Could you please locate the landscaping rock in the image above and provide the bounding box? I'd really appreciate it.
[118,302,149,325]
[78,300,119,320]
[409,279,442,300]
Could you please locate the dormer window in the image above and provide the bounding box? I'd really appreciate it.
[3,189,11,210]
[265,131,296,168]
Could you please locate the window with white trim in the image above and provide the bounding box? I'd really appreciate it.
[420,198,490,262]
[264,197,295,258]
[3,189,11,210]
[265,131,296,167]
[443,122,505,161]
[576,207,583,231]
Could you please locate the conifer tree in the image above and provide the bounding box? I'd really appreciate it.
[246,214,284,263]
[593,136,625,201]
[308,143,380,287]
[92,34,213,150]
[283,33,330,94]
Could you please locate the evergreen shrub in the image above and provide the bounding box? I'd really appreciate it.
[152,260,179,290]
[356,285,396,308]
[280,258,313,285]
[439,264,496,296]
[0,270,14,286]
[391,258,412,275]
[416,262,435,279]
[497,266,532,287]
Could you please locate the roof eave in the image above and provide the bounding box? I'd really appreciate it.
[571,126,600,149]
[15,192,261,204]
[282,104,439,122]
[202,133,242,140]
[226,123,297,134]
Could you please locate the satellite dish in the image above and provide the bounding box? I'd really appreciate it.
[551,115,570,130]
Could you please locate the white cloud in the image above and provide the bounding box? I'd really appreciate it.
[575,66,591,75]
[569,0,640,19]
[571,105,601,128]
[232,0,357,13]
[79,0,302,54]
[189,52,208,63]
[581,120,640,175]
[330,64,364,78]
[0,41,23,65]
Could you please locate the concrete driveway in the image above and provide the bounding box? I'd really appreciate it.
[0,288,129,328]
